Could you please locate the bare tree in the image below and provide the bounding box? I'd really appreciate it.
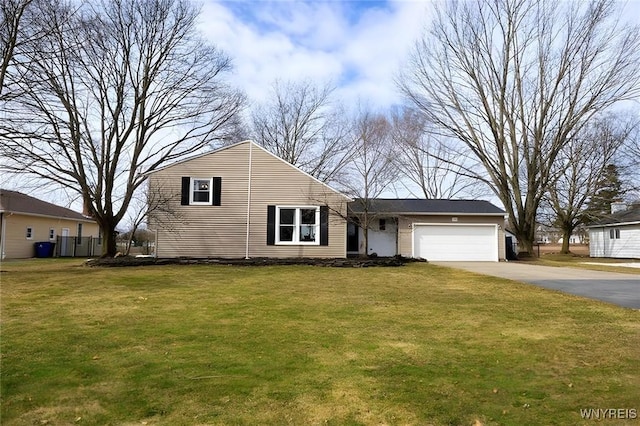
[0,0,71,102]
[618,119,640,200]
[1,0,245,256]
[390,107,486,199]
[341,108,396,256]
[251,79,353,184]
[120,183,183,256]
[1,0,33,97]
[542,114,632,254]
[400,0,640,255]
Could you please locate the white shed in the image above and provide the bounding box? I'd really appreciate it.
[587,204,640,259]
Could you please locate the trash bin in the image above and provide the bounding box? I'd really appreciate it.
[34,242,55,258]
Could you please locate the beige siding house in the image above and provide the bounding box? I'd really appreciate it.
[0,189,101,259]
[147,141,350,258]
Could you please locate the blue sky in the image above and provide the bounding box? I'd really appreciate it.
[198,0,640,111]
[197,0,430,109]
[5,0,639,214]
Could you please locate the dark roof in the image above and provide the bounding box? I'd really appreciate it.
[587,204,640,227]
[348,198,506,215]
[0,189,94,222]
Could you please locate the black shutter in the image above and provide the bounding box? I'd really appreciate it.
[267,205,276,245]
[320,206,329,246]
[181,177,190,205]
[212,177,222,206]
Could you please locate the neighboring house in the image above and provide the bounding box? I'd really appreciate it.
[535,223,557,244]
[348,199,507,261]
[147,141,350,258]
[0,189,101,259]
[535,223,587,244]
[587,203,640,259]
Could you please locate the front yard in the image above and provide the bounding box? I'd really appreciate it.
[1,260,639,425]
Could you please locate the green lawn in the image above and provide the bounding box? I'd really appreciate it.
[1,260,639,425]
[533,253,640,274]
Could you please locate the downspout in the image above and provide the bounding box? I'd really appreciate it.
[154,229,158,258]
[0,212,4,260]
[245,142,253,259]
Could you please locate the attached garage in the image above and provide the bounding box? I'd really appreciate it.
[413,224,499,262]
[348,199,507,261]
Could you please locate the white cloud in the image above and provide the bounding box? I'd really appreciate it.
[198,0,429,107]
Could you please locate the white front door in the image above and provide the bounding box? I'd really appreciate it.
[367,218,397,257]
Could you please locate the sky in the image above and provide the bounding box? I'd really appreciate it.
[4,0,640,218]
[197,0,640,110]
[196,0,432,109]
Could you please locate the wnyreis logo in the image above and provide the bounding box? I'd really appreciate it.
[580,408,637,420]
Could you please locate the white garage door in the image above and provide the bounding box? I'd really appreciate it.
[413,224,498,261]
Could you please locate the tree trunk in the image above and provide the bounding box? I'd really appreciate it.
[363,226,369,258]
[560,228,571,254]
[519,238,535,258]
[99,220,118,257]
[561,232,570,254]
[514,219,537,258]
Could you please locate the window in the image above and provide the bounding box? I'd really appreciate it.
[379,219,386,231]
[181,176,221,206]
[26,227,33,239]
[77,223,83,244]
[609,228,621,239]
[276,206,320,245]
[49,228,55,240]
[191,178,212,204]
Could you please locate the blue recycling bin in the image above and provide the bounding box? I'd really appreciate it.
[34,242,55,258]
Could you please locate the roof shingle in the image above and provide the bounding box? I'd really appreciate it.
[0,189,94,222]
[348,198,505,215]
[587,204,640,227]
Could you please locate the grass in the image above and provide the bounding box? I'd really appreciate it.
[531,253,640,274]
[1,260,639,425]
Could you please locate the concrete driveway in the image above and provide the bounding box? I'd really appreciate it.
[432,262,640,309]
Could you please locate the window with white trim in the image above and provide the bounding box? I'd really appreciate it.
[190,178,213,204]
[276,206,320,245]
[26,227,33,239]
[609,228,621,239]
[49,228,56,240]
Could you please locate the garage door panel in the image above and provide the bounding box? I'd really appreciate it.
[414,225,498,262]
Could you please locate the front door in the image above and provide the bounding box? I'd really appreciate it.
[61,228,70,256]
[347,221,359,253]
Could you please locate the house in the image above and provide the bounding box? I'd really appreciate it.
[347,198,507,261]
[0,189,101,259]
[148,141,508,261]
[147,141,350,258]
[587,203,640,259]
[535,223,587,245]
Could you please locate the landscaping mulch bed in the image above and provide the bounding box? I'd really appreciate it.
[86,256,426,268]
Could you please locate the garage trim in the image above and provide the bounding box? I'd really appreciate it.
[411,223,499,262]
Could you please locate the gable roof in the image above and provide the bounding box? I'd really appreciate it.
[0,189,95,222]
[586,204,640,228]
[348,198,506,215]
[147,140,351,200]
